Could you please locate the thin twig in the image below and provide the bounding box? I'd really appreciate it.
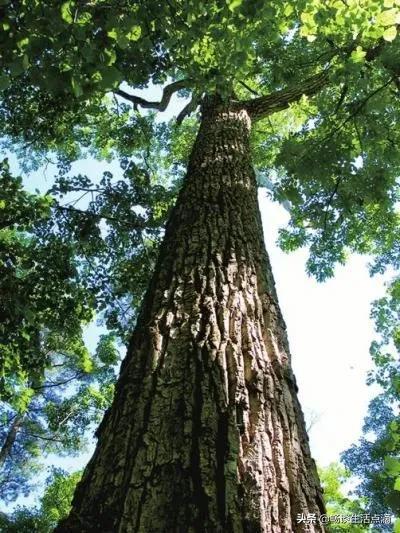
[238,80,261,97]
[115,79,190,112]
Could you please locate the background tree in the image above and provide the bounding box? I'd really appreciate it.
[0,0,399,531]
[342,276,400,526]
[318,463,368,533]
[0,469,81,532]
[0,137,177,502]
[0,158,120,501]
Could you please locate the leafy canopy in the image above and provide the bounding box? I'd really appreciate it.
[0,469,81,532]
[318,462,368,532]
[0,0,399,281]
[342,276,400,522]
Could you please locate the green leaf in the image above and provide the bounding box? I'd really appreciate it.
[61,1,74,23]
[116,35,130,49]
[80,353,93,373]
[395,518,400,533]
[284,4,293,16]
[127,25,141,41]
[377,8,400,27]
[351,46,366,63]
[16,37,29,50]
[395,477,400,491]
[383,26,397,41]
[71,77,83,97]
[107,28,131,48]
[15,387,35,412]
[107,28,118,40]
[385,456,400,475]
[10,56,29,77]
[98,66,123,89]
[0,74,10,90]
[76,11,91,25]
[300,11,314,25]
[103,48,117,66]
[228,0,242,11]
[81,43,95,60]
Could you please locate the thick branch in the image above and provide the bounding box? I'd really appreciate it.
[244,71,329,121]
[115,79,189,112]
[244,33,395,123]
[55,204,143,229]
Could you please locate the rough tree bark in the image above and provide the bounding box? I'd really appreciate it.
[57,98,325,532]
[0,414,23,468]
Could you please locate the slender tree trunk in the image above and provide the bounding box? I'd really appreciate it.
[57,99,325,532]
[0,413,23,468]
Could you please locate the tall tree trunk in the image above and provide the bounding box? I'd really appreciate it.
[57,100,325,532]
[0,413,23,468]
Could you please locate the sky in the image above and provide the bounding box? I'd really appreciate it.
[3,83,390,510]
[259,190,386,466]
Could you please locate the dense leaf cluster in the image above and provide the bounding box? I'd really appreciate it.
[0,469,81,532]
[342,276,400,522]
[318,463,368,532]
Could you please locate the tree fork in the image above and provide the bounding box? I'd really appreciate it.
[57,98,325,532]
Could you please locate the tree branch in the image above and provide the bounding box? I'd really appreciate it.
[244,71,330,121]
[323,177,342,235]
[31,372,83,390]
[323,76,394,141]
[55,204,143,230]
[115,79,190,112]
[25,432,65,443]
[176,94,200,124]
[238,80,261,97]
[334,83,348,115]
[243,30,398,123]
[291,76,394,169]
